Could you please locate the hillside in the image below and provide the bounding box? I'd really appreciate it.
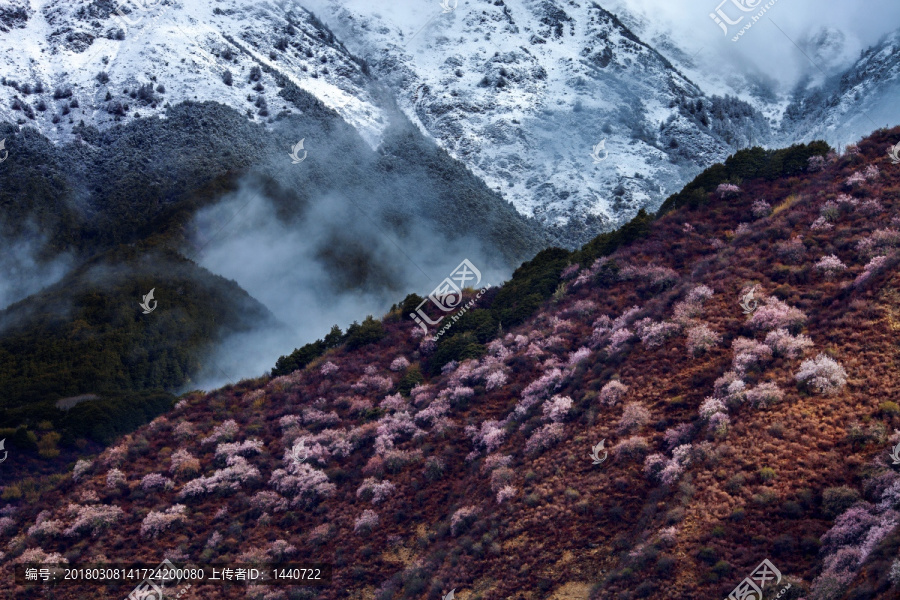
[4,129,900,600]
[0,94,550,443]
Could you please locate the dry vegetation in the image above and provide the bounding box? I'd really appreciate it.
[3,129,900,600]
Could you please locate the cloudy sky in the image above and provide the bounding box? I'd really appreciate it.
[605,0,900,85]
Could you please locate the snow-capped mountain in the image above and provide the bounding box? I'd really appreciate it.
[1,0,898,247]
[0,0,387,146]
[306,0,770,243]
[782,29,900,148]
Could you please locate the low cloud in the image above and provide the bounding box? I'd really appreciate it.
[185,179,508,389]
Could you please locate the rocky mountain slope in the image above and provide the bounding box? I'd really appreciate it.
[2,0,897,248]
[5,129,900,599]
[309,0,770,244]
[0,0,386,146]
[782,30,900,149]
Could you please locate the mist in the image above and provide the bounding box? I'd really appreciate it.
[185,179,511,390]
[602,0,900,87]
[0,229,72,312]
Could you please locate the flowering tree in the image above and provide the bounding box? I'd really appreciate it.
[661,445,692,486]
[354,509,380,535]
[351,374,394,394]
[663,423,693,450]
[250,491,288,514]
[751,199,771,218]
[496,485,517,504]
[63,504,124,538]
[859,199,883,216]
[716,183,741,198]
[764,329,813,359]
[390,357,410,372]
[140,505,186,538]
[560,263,580,280]
[485,370,508,391]
[713,371,746,406]
[201,420,239,445]
[106,469,126,490]
[618,264,679,291]
[857,229,900,259]
[747,297,807,332]
[450,506,480,535]
[172,421,195,441]
[567,347,591,367]
[379,393,408,413]
[319,361,339,376]
[807,155,826,172]
[542,395,573,422]
[606,328,634,356]
[140,473,175,492]
[466,420,507,454]
[845,171,867,187]
[14,548,68,564]
[796,354,847,396]
[618,402,651,434]
[815,255,848,279]
[699,397,727,420]
[178,456,260,499]
[73,459,93,482]
[685,323,721,357]
[854,255,890,288]
[170,449,200,477]
[302,408,341,428]
[708,412,730,436]
[635,319,679,348]
[525,423,565,455]
[599,380,628,406]
[375,411,424,454]
[215,439,264,461]
[356,478,397,504]
[516,369,563,418]
[811,216,834,231]
[28,513,64,539]
[269,463,335,507]
[731,337,773,373]
[746,382,785,408]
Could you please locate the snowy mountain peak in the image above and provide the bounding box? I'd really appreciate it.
[309,0,769,242]
[0,0,388,147]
